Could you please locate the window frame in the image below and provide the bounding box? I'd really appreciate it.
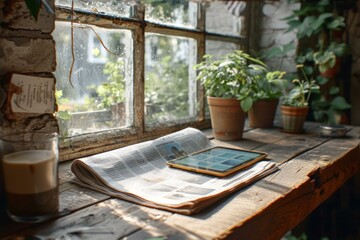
[55,2,251,161]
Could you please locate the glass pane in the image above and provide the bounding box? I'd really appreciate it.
[55,0,131,18]
[206,39,239,59]
[145,1,198,29]
[145,33,197,125]
[206,1,246,36]
[53,21,133,137]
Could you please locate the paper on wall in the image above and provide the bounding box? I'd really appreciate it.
[9,74,55,114]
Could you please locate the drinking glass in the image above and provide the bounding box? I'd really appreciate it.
[0,132,59,223]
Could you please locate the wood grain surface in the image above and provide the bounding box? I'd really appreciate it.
[1,124,359,240]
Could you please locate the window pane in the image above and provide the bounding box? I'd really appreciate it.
[53,22,133,137]
[145,33,197,125]
[55,0,131,18]
[206,39,239,59]
[206,1,246,36]
[145,1,198,29]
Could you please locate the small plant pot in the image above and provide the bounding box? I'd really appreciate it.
[320,57,341,78]
[207,96,246,141]
[248,99,279,128]
[281,105,309,133]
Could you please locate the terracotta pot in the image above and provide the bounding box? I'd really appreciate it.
[281,105,309,133]
[207,96,245,141]
[320,58,342,78]
[248,99,279,128]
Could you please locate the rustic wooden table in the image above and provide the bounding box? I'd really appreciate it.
[1,122,359,240]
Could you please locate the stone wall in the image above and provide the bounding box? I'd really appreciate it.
[0,0,58,136]
[259,0,298,73]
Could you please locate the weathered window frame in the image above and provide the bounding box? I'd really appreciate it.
[55,2,251,161]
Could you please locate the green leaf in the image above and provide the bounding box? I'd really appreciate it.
[283,42,296,52]
[285,19,302,33]
[329,86,340,95]
[312,99,330,109]
[311,88,321,95]
[318,0,330,6]
[326,16,346,30]
[260,43,295,59]
[296,55,306,64]
[330,96,351,110]
[312,13,333,32]
[240,97,253,112]
[297,16,317,38]
[25,0,42,21]
[314,51,336,73]
[328,42,348,57]
[261,46,284,59]
[316,75,329,85]
[303,65,314,75]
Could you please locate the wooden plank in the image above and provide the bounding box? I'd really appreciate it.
[4,199,173,240]
[225,139,360,239]
[158,127,360,240]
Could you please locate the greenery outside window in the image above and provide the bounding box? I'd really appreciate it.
[53,0,249,161]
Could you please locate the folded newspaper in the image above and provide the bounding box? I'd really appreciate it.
[71,128,278,215]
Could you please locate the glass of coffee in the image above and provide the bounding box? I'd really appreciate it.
[0,132,59,223]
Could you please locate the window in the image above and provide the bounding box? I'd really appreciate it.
[53,0,249,160]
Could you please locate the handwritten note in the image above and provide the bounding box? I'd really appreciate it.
[10,74,55,113]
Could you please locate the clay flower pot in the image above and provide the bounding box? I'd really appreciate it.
[320,58,342,78]
[248,99,279,128]
[281,105,309,133]
[207,96,246,141]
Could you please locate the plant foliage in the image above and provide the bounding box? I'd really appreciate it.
[251,70,287,101]
[282,65,319,108]
[282,0,352,123]
[195,51,267,112]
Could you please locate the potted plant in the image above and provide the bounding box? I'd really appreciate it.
[195,50,266,140]
[283,0,352,125]
[248,70,287,128]
[313,42,348,78]
[281,65,319,133]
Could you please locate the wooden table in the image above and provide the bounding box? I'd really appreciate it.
[1,122,360,240]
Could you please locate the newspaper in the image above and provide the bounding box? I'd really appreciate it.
[71,127,278,215]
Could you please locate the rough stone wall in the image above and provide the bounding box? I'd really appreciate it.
[0,0,58,136]
[258,0,298,73]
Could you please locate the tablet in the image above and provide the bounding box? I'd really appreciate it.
[167,146,268,177]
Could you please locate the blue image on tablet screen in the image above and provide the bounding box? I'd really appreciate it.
[222,159,243,167]
[209,163,231,171]
[192,153,209,160]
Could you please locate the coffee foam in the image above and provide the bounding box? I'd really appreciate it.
[3,150,57,194]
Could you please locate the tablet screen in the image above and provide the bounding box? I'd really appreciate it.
[167,146,267,177]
